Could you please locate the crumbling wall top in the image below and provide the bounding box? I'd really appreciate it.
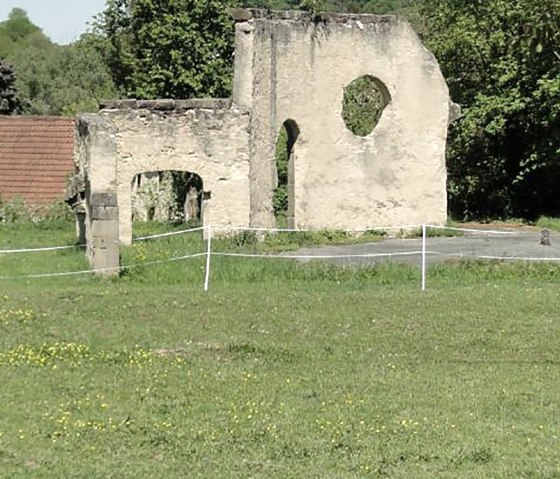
[98,98,232,112]
[230,8,398,26]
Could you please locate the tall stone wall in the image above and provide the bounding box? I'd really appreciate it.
[233,10,451,231]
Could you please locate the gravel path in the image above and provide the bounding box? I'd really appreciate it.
[289,230,560,267]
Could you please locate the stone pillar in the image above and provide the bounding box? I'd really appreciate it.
[232,10,255,108]
[78,114,120,276]
[88,192,120,275]
[234,16,277,229]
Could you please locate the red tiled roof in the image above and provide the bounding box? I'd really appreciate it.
[0,116,75,206]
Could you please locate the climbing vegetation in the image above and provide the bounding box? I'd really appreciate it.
[273,126,289,221]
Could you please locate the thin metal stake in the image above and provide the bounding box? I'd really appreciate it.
[421,223,427,291]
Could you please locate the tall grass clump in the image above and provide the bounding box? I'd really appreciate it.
[536,216,560,232]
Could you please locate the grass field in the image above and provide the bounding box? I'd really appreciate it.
[1,220,559,477]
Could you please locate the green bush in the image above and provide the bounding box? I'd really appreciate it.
[0,196,73,226]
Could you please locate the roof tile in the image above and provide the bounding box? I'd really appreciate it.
[0,116,75,205]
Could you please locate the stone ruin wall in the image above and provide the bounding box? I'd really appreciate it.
[72,9,454,274]
[110,100,251,245]
[234,9,451,231]
[73,99,251,269]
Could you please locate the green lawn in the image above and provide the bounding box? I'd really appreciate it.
[0,221,559,477]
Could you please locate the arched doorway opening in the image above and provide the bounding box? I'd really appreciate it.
[131,170,203,225]
[274,119,299,229]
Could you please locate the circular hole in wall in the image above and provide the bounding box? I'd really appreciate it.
[342,75,390,137]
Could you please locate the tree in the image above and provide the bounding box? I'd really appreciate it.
[419,0,560,220]
[93,0,237,99]
[0,8,51,58]
[89,0,135,96]
[91,0,411,101]
[0,60,21,114]
[322,0,409,12]
[56,40,119,116]
[0,7,118,116]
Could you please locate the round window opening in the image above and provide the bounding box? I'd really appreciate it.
[342,75,390,137]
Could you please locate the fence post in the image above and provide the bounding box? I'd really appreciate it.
[204,225,212,292]
[421,223,427,291]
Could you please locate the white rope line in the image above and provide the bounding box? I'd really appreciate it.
[132,225,206,241]
[0,252,206,280]
[425,225,518,235]
[0,222,551,264]
[476,255,560,262]
[2,244,560,280]
[219,224,424,233]
[0,226,205,253]
[0,244,84,254]
[424,250,560,262]
[0,265,121,279]
[0,224,532,254]
[212,251,422,260]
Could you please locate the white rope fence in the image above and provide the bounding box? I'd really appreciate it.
[426,225,517,235]
[212,251,422,260]
[0,252,206,280]
[0,244,84,254]
[1,224,558,290]
[133,225,207,241]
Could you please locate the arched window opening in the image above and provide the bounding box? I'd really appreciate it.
[274,119,299,228]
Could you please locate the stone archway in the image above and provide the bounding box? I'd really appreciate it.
[74,102,251,273]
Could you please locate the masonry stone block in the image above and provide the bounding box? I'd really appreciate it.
[90,193,118,207]
[91,220,119,240]
[90,205,119,222]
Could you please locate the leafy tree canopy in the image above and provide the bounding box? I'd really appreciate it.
[0,8,52,58]
[419,0,560,219]
[0,59,21,115]
[0,8,118,116]
[90,0,410,99]
[92,0,236,99]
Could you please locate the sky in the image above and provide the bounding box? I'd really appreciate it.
[0,0,107,44]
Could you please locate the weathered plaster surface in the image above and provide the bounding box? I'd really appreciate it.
[108,106,251,244]
[236,11,450,230]
[74,102,251,272]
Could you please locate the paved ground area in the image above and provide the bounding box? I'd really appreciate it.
[288,230,560,267]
